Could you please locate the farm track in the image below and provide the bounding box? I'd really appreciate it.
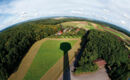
[8,38,80,80]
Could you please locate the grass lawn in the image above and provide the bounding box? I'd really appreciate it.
[23,39,77,80]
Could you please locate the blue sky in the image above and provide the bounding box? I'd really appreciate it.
[0,0,130,32]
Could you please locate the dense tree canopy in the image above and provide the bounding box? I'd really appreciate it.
[76,29,129,80]
[0,18,88,80]
[0,23,61,80]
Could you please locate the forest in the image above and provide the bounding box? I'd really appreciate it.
[0,18,87,80]
[0,22,62,80]
[0,18,129,80]
[75,29,130,80]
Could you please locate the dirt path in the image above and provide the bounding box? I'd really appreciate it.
[8,38,80,80]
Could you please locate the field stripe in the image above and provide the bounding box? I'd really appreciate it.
[40,39,81,80]
[8,39,47,80]
[8,38,80,80]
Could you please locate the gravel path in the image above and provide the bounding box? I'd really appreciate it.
[59,67,110,80]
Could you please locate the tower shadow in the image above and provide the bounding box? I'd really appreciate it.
[60,42,71,80]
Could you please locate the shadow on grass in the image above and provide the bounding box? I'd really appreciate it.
[60,42,71,80]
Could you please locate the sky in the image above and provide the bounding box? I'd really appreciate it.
[0,0,130,32]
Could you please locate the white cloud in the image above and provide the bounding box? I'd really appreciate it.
[0,0,130,32]
[103,9,110,13]
[71,10,84,14]
[121,20,126,25]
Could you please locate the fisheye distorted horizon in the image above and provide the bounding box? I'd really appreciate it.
[0,0,130,32]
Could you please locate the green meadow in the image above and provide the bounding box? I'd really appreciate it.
[23,39,77,80]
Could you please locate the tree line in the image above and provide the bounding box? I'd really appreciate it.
[0,22,61,80]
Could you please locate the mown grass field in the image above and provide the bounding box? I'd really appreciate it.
[23,39,77,80]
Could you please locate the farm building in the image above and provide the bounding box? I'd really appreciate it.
[57,30,63,35]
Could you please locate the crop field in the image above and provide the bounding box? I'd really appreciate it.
[23,39,77,80]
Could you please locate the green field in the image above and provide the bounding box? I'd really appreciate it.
[23,39,77,80]
[61,21,95,29]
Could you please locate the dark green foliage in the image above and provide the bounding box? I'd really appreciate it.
[76,29,129,80]
[0,64,8,80]
[77,28,86,36]
[0,23,60,80]
[76,48,98,73]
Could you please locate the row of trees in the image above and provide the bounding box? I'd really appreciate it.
[0,22,61,80]
[76,29,129,80]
